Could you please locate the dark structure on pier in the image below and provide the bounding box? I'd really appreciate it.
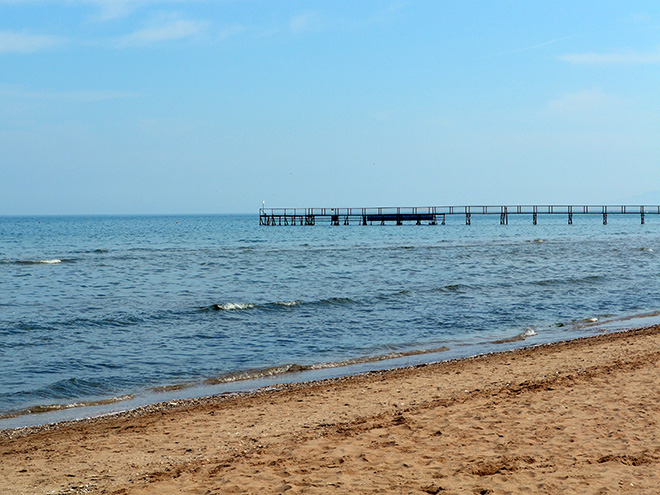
[260,205,659,226]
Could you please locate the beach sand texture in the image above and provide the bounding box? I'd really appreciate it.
[2,326,660,495]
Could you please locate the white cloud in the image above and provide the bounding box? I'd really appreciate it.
[0,85,138,102]
[546,88,627,117]
[289,11,320,33]
[0,31,64,53]
[560,48,660,65]
[495,35,578,56]
[218,25,245,41]
[78,0,205,21]
[117,16,209,46]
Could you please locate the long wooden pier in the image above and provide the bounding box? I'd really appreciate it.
[260,205,660,226]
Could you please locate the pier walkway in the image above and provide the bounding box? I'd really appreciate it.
[259,205,660,226]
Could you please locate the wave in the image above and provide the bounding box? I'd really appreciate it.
[199,346,451,386]
[13,259,66,265]
[432,284,471,293]
[492,328,538,344]
[272,300,303,307]
[208,302,256,311]
[0,394,134,420]
[201,297,356,312]
[535,274,604,287]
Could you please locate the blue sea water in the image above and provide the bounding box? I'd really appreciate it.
[2,213,660,428]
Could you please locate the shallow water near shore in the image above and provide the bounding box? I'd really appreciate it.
[2,213,660,428]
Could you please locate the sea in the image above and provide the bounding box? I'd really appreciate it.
[2,212,660,429]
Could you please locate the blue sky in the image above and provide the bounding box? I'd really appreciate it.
[2,1,660,214]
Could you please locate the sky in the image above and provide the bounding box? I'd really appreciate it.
[1,1,660,215]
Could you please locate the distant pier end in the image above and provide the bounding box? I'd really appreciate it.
[259,205,660,226]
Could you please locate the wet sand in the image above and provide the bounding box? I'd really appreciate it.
[2,326,660,494]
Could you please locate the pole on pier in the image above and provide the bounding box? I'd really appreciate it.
[500,206,508,225]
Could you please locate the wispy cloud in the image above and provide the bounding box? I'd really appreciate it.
[218,25,245,42]
[495,35,578,56]
[560,48,660,65]
[0,85,138,102]
[289,11,320,33]
[116,15,209,46]
[80,0,206,22]
[0,31,65,54]
[546,88,626,116]
[0,0,192,21]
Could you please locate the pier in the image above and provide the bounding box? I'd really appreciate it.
[259,205,660,226]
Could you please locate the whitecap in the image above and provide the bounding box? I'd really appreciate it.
[16,259,62,265]
[212,302,255,311]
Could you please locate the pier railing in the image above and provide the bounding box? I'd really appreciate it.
[260,205,660,226]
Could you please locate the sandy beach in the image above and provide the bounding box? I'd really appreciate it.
[2,326,660,495]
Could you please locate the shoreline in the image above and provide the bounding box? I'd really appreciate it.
[5,309,659,431]
[2,324,660,494]
[0,325,653,436]
[0,324,626,433]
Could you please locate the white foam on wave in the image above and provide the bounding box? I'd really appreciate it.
[17,259,62,265]
[213,302,255,311]
[492,328,538,344]
[273,300,303,307]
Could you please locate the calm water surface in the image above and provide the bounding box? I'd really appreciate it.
[2,213,660,427]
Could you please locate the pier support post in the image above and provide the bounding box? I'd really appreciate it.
[500,206,508,225]
[533,212,537,225]
[568,207,573,225]
[642,211,645,225]
[603,212,607,225]
[465,212,471,225]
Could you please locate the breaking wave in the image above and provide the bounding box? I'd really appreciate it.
[492,328,538,344]
[209,302,256,311]
[0,394,135,421]
[200,346,451,386]
[201,297,356,312]
[11,259,67,265]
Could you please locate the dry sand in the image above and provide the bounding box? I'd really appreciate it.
[2,326,660,495]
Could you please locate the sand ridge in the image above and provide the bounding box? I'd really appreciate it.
[2,326,660,494]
